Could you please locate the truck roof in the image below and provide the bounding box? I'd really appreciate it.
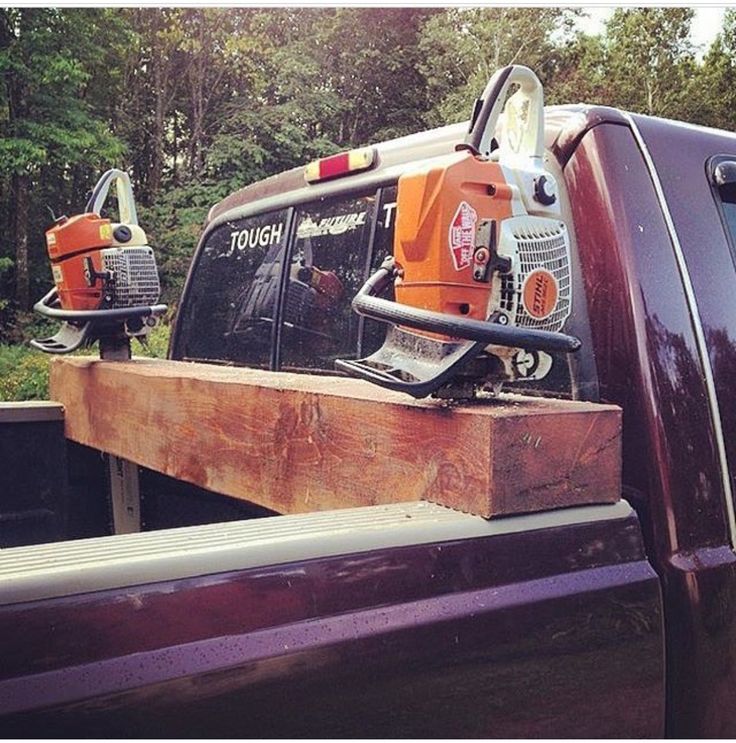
[207,120,468,224]
[206,104,736,227]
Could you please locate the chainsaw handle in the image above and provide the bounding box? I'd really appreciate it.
[33,287,166,323]
[462,64,544,160]
[85,169,138,226]
[352,264,581,355]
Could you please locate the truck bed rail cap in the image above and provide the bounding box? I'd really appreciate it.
[0,500,631,606]
[0,401,64,424]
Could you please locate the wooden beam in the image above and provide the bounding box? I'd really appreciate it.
[50,357,621,518]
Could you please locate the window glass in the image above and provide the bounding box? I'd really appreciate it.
[279,194,376,371]
[716,178,736,244]
[174,210,290,367]
[360,186,397,357]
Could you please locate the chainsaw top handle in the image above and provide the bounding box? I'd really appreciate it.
[85,169,139,226]
[461,64,544,161]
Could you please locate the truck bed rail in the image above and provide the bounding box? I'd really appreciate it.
[0,500,632,606]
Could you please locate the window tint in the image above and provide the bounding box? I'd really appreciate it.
[175,210,290,367]
[360,186,397,357]
[714,167,736,246]
[279,194,376,371]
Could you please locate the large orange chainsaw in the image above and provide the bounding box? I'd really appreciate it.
[336,65,581,398]
[31,170,166,356]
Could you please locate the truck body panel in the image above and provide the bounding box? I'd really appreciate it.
[565,115,736,736]
[0,502,662,737]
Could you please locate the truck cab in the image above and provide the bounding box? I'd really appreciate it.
[3,67,736,736]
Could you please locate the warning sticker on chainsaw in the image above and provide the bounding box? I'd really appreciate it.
[448,201,477,271]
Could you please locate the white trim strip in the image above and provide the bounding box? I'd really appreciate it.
[625,113,736,547]
[0,500,632,607]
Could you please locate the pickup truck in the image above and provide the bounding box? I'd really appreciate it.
[2,94,736,738]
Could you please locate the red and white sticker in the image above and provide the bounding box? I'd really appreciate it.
[448,201,477,271]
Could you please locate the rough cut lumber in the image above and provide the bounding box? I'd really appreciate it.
[50,357,621,518]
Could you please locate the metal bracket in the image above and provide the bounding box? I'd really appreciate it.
[107,454,141,534]
[100,335,141,534]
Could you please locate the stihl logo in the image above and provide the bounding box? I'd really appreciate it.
[522,269,559,320]
[448,201,477,271]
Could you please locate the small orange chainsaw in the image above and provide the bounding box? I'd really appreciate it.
[336,65,581,398]
[31,170,166,355]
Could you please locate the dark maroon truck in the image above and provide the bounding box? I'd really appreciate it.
[3,101,736,738]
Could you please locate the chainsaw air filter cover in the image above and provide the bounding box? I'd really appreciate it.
[98,246,161,309]
[495,216,572,334]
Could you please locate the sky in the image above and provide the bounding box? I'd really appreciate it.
[577,6,726,55]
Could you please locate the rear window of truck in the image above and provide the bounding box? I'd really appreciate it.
[279,194,376,371]
[175,209,291,368]
[175,188,399,371]
[172,184,585,398]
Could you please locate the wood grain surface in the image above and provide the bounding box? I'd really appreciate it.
[50,357,621,518]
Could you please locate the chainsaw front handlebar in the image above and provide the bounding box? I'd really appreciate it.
[33,287,167,323]
[352,262,581,355]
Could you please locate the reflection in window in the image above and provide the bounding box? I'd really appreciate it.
[175,210,290,367]
[279,195,376,371]
[360,186,397,357]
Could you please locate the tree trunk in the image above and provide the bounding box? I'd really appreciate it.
[172,113,179,186]
[188,51,206,176]
[6,12,31,310]
[13,172,30,310]
[149,14,169,197]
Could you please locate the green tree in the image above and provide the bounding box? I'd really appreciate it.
[601,8,695,118]
[694,9,736,131]
[115,8,186,201]
[547,31,607,107]
[0,9,128,309]
[416,8,580,126]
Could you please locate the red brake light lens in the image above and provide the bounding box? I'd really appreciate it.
[304,147,376,183]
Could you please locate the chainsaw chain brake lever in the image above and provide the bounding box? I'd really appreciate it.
[351,259,581,355]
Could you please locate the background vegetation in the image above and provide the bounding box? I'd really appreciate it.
[1,7,735,398]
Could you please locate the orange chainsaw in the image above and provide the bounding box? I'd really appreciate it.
[336,65,581,398]
[31,169,166,356]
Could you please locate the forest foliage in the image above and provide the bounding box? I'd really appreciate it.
[1,6,735,343]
